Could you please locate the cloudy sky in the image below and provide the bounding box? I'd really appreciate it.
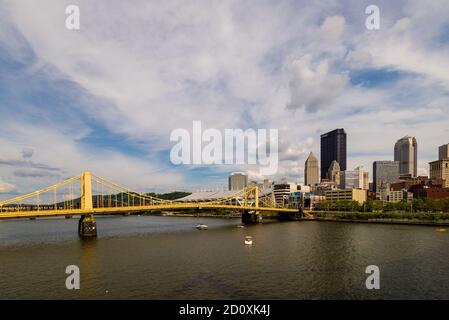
[1,0,449,197]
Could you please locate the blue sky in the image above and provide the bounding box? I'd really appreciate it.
[1,0,449,197]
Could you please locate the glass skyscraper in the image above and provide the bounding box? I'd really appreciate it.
[320,128,347,180]
[373,161,400,192]
[394,136,418,177]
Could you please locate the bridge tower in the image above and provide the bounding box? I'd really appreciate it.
[242,186,261,224]
[78,172,97,237]
[80,171,93,211]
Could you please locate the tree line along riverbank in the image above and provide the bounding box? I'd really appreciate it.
[309,198,449,226]
[315,198,449,213]
[306,211,449,226]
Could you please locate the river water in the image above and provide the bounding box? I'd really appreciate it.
[1,215,448,299]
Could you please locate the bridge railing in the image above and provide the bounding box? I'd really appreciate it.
[0,174,83,213]
[0,172,292,216]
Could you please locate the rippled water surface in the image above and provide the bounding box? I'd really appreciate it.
[1,215,449,299]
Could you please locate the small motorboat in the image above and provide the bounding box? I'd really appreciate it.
[237,225,245,228]
[196,224,208,230]
[436,228,446,232]
[244,236,253,245]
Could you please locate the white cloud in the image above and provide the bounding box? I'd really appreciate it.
[320,16,346,43]
[0,0,448,191]
[347,4,449,89]
[288,55,348,112]
[0,120,185,195]
[0,178,15,193]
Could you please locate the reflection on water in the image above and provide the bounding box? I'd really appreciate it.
[1,216,449,299]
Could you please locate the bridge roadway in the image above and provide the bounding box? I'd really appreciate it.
[0,172,301,236]
[0,203,299,220]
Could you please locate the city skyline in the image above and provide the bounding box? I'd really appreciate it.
[1,1,449,196]
[2,0,449,304]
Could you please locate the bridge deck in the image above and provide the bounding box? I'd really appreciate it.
[0,203,298,220]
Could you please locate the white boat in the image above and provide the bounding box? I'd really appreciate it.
[196,224,208,230]
[244,236,253,245]
[237,225,245,228]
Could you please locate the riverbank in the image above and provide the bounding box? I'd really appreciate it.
[159,211,241,219]
[146,210,449,226]
[304,211,449,226]
[148,211,282,220]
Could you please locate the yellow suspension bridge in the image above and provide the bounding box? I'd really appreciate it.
[0,172,300,236]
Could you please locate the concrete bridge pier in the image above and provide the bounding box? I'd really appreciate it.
[78,215,97,237]
[242,210,261,225]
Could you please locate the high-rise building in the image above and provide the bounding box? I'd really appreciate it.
[340,166,368,190]
[429,159,449,188]
[228,172,248,191]
[439,144,449,160]
[304,152,319,186]
[320,129,347,180]
[373,161,399,193]
[273,182,297,205]
[394,136,418,177]
[363,172,369,191]
[327,160,340,187]
[263,179,270,189]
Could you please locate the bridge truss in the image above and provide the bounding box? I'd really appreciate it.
[0,172,298,220]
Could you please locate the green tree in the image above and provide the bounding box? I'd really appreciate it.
[443,198,449,212]
[412,198,425,212]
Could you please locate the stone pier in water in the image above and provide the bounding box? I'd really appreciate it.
[78,215,97,237]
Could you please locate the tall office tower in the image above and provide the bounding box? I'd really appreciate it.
[439,144,449,160]
[327,160,341,187]
[394,136,418,177]
[228,172,248,191]
[373,161,400,193]
[363,172,369,191]
[340,166,368,190]
[320,128,347,180]
[304,152,319,186]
